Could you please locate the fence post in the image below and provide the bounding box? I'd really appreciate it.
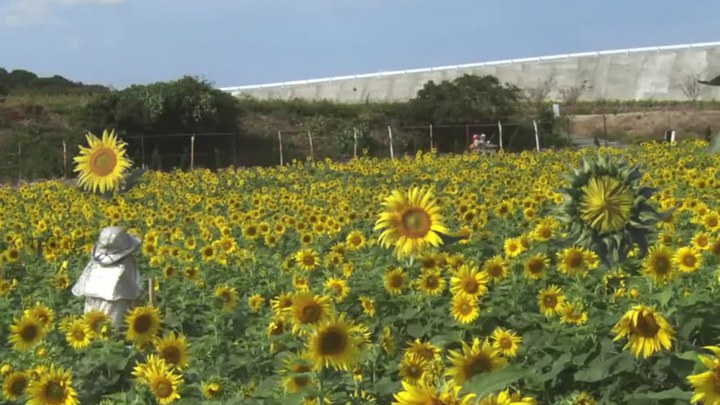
[353,128,358,158]
[62,140,67,179]
[307,130,315,162]
[141,132,146,169]
[533,120,541,152]
[671,130,676,144]
[429,124,434,150]
[278,131,284,166]
[190,134,195,170]
[387,126,395,160]
[497,121,503,151]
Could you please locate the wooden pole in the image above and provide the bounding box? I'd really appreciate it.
[307,130,315,162]
[533,120,541,152]
[148,278,155,307]
[387,125,395,160]
[430,124,434,152]
[62,140,67,179]
[190,134,196,170]
[141,133,146,169]
[497,121,503,151]
[278,131,284,166]
[353,128,358,158]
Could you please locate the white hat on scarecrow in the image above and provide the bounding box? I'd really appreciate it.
[91,227,142,266]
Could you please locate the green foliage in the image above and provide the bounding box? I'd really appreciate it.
[0,67,107,96]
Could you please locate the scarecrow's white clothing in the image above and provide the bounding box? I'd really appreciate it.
[84,297,138,331]
[72,255,142,331]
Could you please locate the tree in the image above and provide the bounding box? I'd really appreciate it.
[559,80,590,105]
[408,74,522,124]
[680,73,703,102]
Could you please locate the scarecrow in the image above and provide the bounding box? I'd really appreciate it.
[71,226,143,331]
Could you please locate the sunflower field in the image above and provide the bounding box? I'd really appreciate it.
[1,138,720,404]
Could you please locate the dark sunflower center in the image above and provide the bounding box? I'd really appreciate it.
[247,227,257,236]
[44,381,66,400]
[133,314,153,334]
[162,346,181,365]
[350,236,361,245]
[652,254,671,274]
[400,208,431,238]
[405,364,424,379]
[153,379,173,398]
[21,324,39,342]
[458,303,472,315]
[630,312,660,338]
[319,328,348,355]
[543,295,558,308]
[424,275,439,289]
[90,148,118,176]
[499,337,512,349]
[464,353,492,378]
[566,250,584,267]
[487,264,503,277]
[706,217,718,228]
[416,348,435,361]
[389,274,404,288]
[9,376,27,395]
[300,304,322,323]
[72,329,86,341]
[681,254,697,268]
[302,255,315,266]
[527,259,544,274]
[462,278,479,294]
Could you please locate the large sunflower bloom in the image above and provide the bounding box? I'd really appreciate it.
[125,306,162,347]
[73,129,132,194]
[9,314,46,352]
[611,305,674,358]
[579,175,634,233]
[305,313,363,371]
[641,245,675,284]
[687,345,720,404]
[393,380,475,405]
[375,187,450,259]
[2,370,29,401]
[26,365,79,405]
[450,264,489,298]
[447,338,506,385]
[155,331,190,370]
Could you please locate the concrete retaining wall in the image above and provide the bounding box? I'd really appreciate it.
[220,42,720,103]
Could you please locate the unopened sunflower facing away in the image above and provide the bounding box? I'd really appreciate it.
[555,152,665,265]
[611,305,674,359]
[375,187,450,259]
[74,129,133,194]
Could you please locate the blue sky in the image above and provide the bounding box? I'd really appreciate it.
[0,0,718,89]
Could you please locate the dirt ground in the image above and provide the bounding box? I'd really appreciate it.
[567,110,720,142]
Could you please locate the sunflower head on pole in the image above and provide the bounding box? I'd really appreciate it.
[554,151,669,266]
[73,129,145,197]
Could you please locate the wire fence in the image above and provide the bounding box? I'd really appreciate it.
[1,114,702,184]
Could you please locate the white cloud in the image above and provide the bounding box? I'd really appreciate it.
[1,0,126,27]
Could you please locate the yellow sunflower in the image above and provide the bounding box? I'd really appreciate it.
[405,339,442,363]
[641,245,675,284]
[26,365,78,405]
[393,380,476,405]
[557,247,598,277]
[490,327,522,358]
[450,294,479,324]
[288,292,332,333]
[558,301,589,326]
[523,253,550,280]
[482,256,509,283]
[9,315,46,351]
[503,237,525,258]
[24,303,55,329]
[447,338,506,385]
[359,296,376,317]
[687,345,720,404]
[305,313,363,371]
[201,381,224,399]
[673,246,702,273]
[450,264,489,298]
[295,249,320,271]
[73,129,132,194]
[345,230,366,250]
[83,309,111,338]
[155,331,190,370]
[415,269,446,296]
[213,285,239,311]
[64,319,92,351]
[145,361,183,404]
[537,285,565,317]
[384,267,408,295]
[375,187,450,259]
[324,277,350,302]
[611,305,674,358]
[2,370,29,401]
[398,353,429,385]
[248,294,265,312]
[578,175,634,233]
[125,306,162,347]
